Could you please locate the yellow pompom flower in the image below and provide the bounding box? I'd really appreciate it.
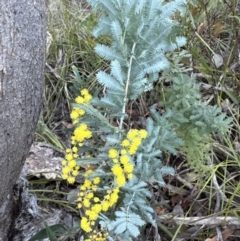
[72,146,78,153]
[72,169,79,176]
[124,163,134,173]
[86,210,98,220]
[111,164,123,176]
[104,194,110,200]
[75,96,85,104]
[73,124,92,143]
[70,108,79,120]
[73,154,78,159]
[78,109,85,116]
[84,170,94,177]
[68,160,77,168]
[92,204,102,213]
[117,175,126,187]
[62,166,70,175]
[67,176,75,184]
[84,130,92,139]
[139,129,148,139]
[108,149,118,159]
[92,185,97,191]
[121,139,130,147]
[61,160,67,166]
[79,191,85,197]
[132,137,142,146]
[83,198,91,208]
[80,123,88,130]
[81,88,89,96]
[127,129,138,140]
[128,145,138,155]
[127,173,133,179]
[80,185,86,191]
[83,180,92,188]
[120,155,129,165]
[71,136,76,145]
[86,192,94,199]
[109,191,119,206]
[81,217,92,233]
[112,158,118,163]
[121,149,127,155]
[84,94,92,102]
[62,174,68,180]
[101,201,110,211]
[93,197,100,203]
[65,153,73,161]
[93,177,100,184]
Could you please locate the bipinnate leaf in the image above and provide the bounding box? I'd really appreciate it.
[109,210,145,238]
[110,60,124,85]
[95,44,123,61]
[96,71,124,91]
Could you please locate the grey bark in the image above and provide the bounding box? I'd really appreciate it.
[0,0,46,239]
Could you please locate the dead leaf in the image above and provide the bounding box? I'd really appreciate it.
[191,6,198,17]
[126,109,140,121]
[213,21,225,38]
[171,204,184,217]
[155,205,165,213]
[171,194,181,207]
[212,54,223,68]
[205,227,233,241]
[61,120,73,128]
[197,20,208,35]
[165,183,190,196]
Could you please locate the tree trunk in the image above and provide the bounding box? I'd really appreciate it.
[0,0,45,239]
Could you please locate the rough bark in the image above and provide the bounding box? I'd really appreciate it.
[0,0,46,239]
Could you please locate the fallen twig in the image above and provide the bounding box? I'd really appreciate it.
[157,215,240,227]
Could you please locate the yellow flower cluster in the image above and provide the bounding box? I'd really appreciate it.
[61,147,80,184]
[70,88,92,125]
[61,88,92,184]
[107,129,148,187]
[85,230,109,241]
[78,173,120,233]
[80,186,120,232]
[75,127,147,235]
[75,89,92,104]
[111,162,128,186]
[78,170,103,233]
[71,123,92,146]
[122,129,148,155]
[101,187,120,211]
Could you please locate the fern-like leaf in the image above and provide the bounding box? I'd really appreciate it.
[111,20,123,42]
[96,71,124,91]
[110,60,125,85]
[95,44,124,61]
[97,0,117,15]
[161,0,186,18]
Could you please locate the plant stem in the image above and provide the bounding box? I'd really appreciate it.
[119,42,136,130]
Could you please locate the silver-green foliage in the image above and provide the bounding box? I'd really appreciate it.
[159,72,232,168]
[81,0,231,240]
[88,0,187,115]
